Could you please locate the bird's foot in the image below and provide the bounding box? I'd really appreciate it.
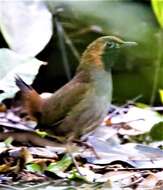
[73,139,100,159]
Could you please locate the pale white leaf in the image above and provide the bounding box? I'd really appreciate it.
[0,1,52,57]
[0,48,45,101]
[110,106,163,135]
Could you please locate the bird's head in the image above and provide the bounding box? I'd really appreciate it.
[78,36,137,71]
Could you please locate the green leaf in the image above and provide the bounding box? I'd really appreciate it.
[35,129,48,138]
[151,0,163,28]
[159,89,163,104]
[68,168,86,181]
[47,154,72,173]
[0,137,13,148]
[4,137,13,147]
[150,121,163,141]
[135,102,149,109]
[26,163,42,173]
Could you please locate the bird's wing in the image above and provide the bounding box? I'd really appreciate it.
[41,72,90,125]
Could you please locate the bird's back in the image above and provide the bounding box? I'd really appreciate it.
[42,69,112,139]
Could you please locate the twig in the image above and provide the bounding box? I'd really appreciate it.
[103,167,163,172]
[54,8,71,81]
[64,32,80,62]
[121,176,144,188]
[21,181,51,190]
[110,118,145,126]
[150,32,163,105]
[108,94,142,119]
[151,106,163,111]
[0,184,21,190]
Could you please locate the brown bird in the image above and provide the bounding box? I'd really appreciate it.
[15,36,137,142]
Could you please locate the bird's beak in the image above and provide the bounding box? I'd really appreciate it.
[122,41,138,47]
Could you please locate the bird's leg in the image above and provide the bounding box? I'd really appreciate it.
[68,151,83,176]
[65,137,84,176]
[73,139,100,159]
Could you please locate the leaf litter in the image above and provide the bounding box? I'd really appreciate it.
[0,101,162,189]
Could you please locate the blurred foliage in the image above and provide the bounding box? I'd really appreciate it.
[36,0,162,104]
[0,0,163,104]
[151,0,163,28]
[159,89,163,104]
[150,121,163,141]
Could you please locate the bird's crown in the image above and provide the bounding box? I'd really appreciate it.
[79,36,137,71]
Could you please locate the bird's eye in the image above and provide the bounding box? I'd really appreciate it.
[107,42,116,48]
[107,42,120,49]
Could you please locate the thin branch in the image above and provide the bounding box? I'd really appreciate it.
[108,94,142,119]
[102,167,163,172]
[150,32,163,105]
[64,32,80,62]
[0,184,21,190]
[54,9,71,81]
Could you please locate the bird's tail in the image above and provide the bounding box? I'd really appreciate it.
[15,75,33,92]
[15,75,42,120]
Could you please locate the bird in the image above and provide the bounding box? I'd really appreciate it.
[15,36,137,142]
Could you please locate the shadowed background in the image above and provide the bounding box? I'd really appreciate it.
[0,0,162,104]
